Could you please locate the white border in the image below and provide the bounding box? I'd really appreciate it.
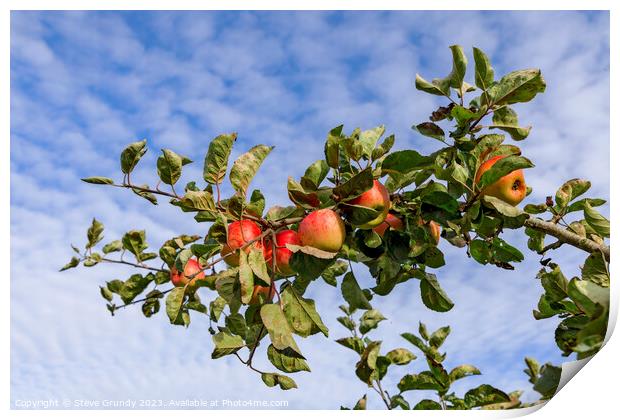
[2,1,616,419]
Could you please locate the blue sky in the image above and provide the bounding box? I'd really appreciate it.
[10,11,609,409]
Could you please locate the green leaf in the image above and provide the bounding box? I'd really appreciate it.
[81,176,114,185]
[324,125,343,168]
[382,150,433,175]
[482,196,523,217]
[355,341,382,384]
[583,201,609,238]
[533,363,561,399]
[301,159,329,190]
[209,296,227,322]
[165,287,185,324]
[157,149,190,186]
[120,139,147,174]
[122,230,147,262]
[421,187,459,214]
[358,125,386,159]
[337,316,356,331]
[582,252,609,287]
[447,45,467,88]
[286,244,338,260]
[178,190,216,212]
[524,357,540,384]
[281,285,329,337]
[321,260,348,286]
[359,309,386,335]
[248,248,270,283]
[342,128,364,162]
[86,218,104,248]
[419,273,454,312]
[290,252,336,283]
[464,385,511,408]
[398,372,442,392]
[260,304,302,355]
[230,145,274,197]
[390,395,411,410]
[470,239,492,264]
[492,237,525,263]
[539,265,569,303]
[429,326,450,348]
[473,47,494,89]
[372,134,395,161]
[238,251,254,305]
[566,198,606,214]
[449,365,481,382]
[267,345,310,373]
[341,272,372,311]
[490,106,531,140]
[99,286,113,302]
[265,205,302,222]
[386,348,416,365]
[336,337,365,354]
[418,322,430,340]
[477,155,534,189]
[401,332,430,353]
[204,133,236,185]
[413,122,445,142]
[102,240,122,254]
[413,399,442,410]
[260,373,297,390]
[247,189,265,217]
[486,69,546,106]
[131,184,158,205]
[141,292,161,317]
[555,179,591,209]
[415,74,450,97]
[524,203,548,214]
[333,167,373,201]
[225,313,247,338]
[287,177,321,208]
[117,273,153,304]
[568,278,609,316]
[60,256,80,271]
[211,331,245,359]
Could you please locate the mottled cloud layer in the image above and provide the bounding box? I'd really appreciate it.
[11,11,609,409]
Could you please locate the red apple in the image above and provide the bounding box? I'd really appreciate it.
[474,155,527,206]
[170,257,205,288]
[249,284,275,305]
[227,220,262,251]
[264,229,301,276]
[298,209,346,253]
[373,213,404,237]
[347,180,390,229]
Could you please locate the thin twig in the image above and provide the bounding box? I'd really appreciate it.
[101,257,167,273]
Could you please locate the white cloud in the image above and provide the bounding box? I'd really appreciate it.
[10,10,609,410]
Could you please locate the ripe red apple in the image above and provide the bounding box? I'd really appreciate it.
[263,229,301,276]
[298,209,346,253]
[347,180,390,229]
[474,155,527,206]
[249,284,275,305]
[227,220,262,251]
[373,213,404,237]
[170,257,205,287]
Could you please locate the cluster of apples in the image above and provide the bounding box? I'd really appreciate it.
[170,154,526,298]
